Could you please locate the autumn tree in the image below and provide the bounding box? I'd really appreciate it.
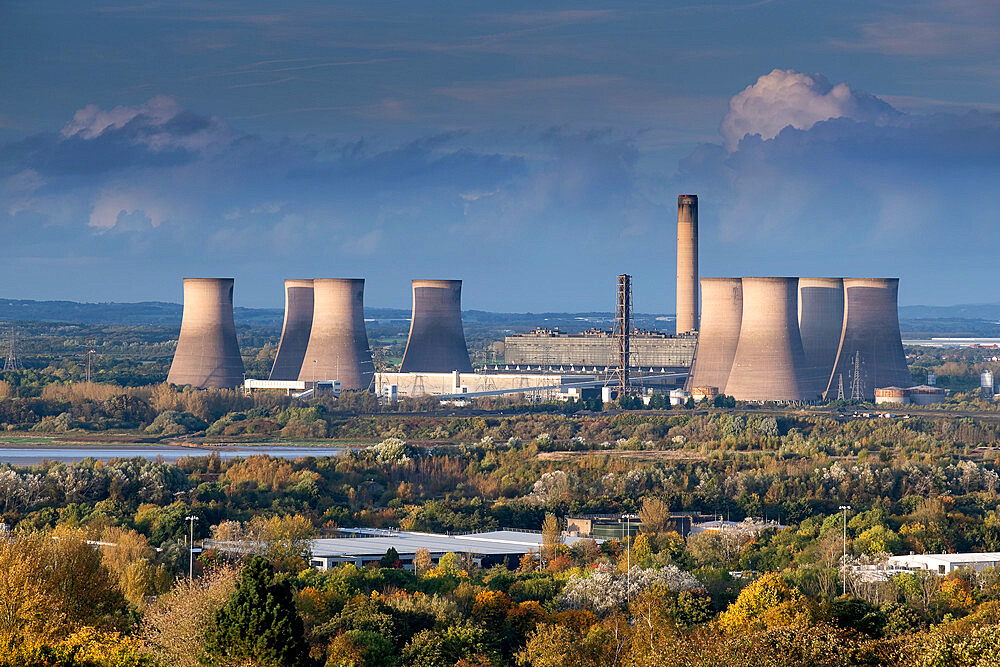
[541,513,560,566]
[639,496,672,534]
[142,564,239,667]
[717,572,809,633]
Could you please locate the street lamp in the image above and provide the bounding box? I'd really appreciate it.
[621,513,639,605]
[86,349,95,383]
[185,515,199,580]
[839,505,851,595]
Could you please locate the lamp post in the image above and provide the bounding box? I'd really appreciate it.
[185,515,199,580]
[622,513,638,605]
[86,349,95,383]
[839,505,851,595]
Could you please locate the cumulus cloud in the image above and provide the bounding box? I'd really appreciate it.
[720,69,898,151]
[61,95,234,153]
[675,74,1000,303]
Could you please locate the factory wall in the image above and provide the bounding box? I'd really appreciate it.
[504,331,696,368]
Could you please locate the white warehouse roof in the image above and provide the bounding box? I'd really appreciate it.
[311,528,594,559]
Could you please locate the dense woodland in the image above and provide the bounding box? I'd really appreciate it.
[2,377,1000,664]
[3,319,1000,664]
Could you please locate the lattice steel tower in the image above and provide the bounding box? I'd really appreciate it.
[608,274,633,396]
[3,325,22,372]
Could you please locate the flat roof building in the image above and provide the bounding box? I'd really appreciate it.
[887,552,1000,575]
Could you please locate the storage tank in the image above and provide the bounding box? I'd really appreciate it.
[298,279,374,391]
[686,277,742,394]
[798,278,845,398]
[167,278,244,388]
[400,279,473,372]
[269,279,314,381]
[725,277,813,402]
[676,195,699,334]
[826,278,910,400]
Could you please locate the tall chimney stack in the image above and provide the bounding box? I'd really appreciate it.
[676,194,699,334]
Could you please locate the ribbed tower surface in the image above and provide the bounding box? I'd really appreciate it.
[798,278,845,398]
[826,278,910,400]
[725,277,812,402]
[167,278,245,389]
[400,279,473,373]
[676,195,699,334]
[269,279,314,381]
[687,278,742,393]
[298,279,374,391]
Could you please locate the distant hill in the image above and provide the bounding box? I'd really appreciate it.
[2,297,1000,337]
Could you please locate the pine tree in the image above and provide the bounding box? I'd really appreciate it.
[203,556,311,666]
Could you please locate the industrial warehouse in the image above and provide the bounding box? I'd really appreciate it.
[164,193,917,405]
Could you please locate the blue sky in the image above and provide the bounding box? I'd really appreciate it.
[1,1,998,310]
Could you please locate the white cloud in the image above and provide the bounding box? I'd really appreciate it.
[719,69,898,151]
[61,95,234,153]
[88,189,167,231]
[62,95,181,140]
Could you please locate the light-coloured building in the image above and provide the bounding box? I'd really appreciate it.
[887,552,1000,575]
[874,385,945,405]
[210,528,597,571]
[375,370,598,399]
[503,328,696,369]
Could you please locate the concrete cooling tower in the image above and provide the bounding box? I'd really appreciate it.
[269,279,314,381]
[676,194,699,334]
[826,278,910,400]
[798,278,845,398]
[725,277,814,403]
[298,279,374,391]
[400,280,473,373]
[167,278,245,389]
[687,278,742,393]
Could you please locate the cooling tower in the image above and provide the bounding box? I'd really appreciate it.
[826,278,910,400]
[686,278,742,393]
[167,278,245,389]
[269,279,314,381]
[725,277,813,402]
[798,278,845,397]
[676,194,699,334]
[298,279,374,391]
[400,280,473,373]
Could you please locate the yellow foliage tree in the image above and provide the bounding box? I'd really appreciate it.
[717,572,809,633]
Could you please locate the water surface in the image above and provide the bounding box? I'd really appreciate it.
[0,445,347,465]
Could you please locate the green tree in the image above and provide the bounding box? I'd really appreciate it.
[380,547,401,569]
[203,556,310,667]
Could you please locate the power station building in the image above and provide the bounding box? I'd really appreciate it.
[676,195,699,334]
[503,328,696,369]
[686,278,742,393]
[298,278,374,391]
[400,280,473,373]
[269,279,314,381]
[167,278,245,389]
[688,275,910,403]
[725,277,814,403]
[826,278,910,400]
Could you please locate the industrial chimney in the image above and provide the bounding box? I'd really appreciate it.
[298,279,374,391]
[676,194,699,334]
[269,279,314,381]
[400,280,473,373]
[167,278,245,389]
[826,278,910,400]
[687,278,742,393]
[725,277,813,402]
[798,278,845,398]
